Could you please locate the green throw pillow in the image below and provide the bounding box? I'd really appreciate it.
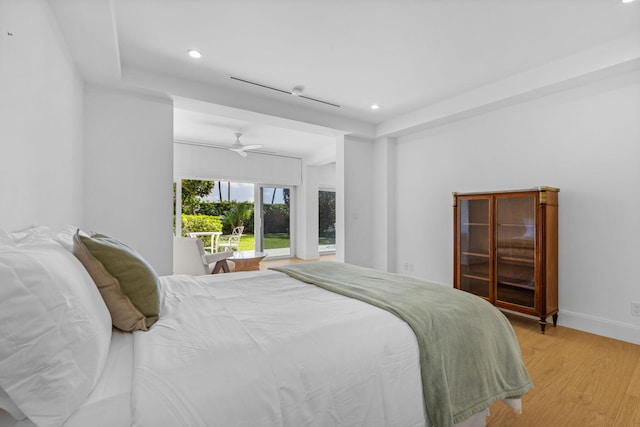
[79,234,160,328]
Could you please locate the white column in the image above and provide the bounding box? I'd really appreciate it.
[335,136,346,262]
[372,136,397,272]
[295,163,320,260]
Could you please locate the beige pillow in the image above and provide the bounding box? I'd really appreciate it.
[72,230,159,331]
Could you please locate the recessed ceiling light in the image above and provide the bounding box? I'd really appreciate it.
[622,0,635,3]
[187,49,202,59]
[371,104,380,110]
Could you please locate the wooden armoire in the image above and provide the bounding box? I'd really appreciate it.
[453,187,559,333]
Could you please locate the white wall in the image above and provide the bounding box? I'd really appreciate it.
[341,135,374,268]
[174,143,302,185]
[0,0,84,231]
[394,70,640,344]
[84,85,174,275]
[318,162,336,188]
[0,0,175,275]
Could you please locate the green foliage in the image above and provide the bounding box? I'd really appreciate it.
[222,203,253,232]
[181,214,222,234]
[198,201,255,233]
[175,180,216,215]
[197,201,239,216]
[318,191,336,238]
[180,214,222,235]
[180,214,223,250]
[263,204,289,234]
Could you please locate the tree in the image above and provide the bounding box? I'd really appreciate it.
[177,179,215,215]
[318,191,336,238]
[269,187,290,205]
[222,203,253,230]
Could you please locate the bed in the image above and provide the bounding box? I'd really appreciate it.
[0,227,532,427]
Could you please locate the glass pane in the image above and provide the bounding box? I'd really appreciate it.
[318,191,336,253]
[205,180,255,253]
[262,187,291,257]
[496,196,536,308]
[458,198,490,298]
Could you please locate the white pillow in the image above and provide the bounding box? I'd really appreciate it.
[5,225,80,251]
[4,225,51,243]
[0,240,112,427]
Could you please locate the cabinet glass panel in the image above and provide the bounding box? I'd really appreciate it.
[496,196,536,308]
[458,198,490,298]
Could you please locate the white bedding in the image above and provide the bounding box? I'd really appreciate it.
[63,330,133,427]
[1,330,133,427]
[1,269,506,427]
[133,270,427,427]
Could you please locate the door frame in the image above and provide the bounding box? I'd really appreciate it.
[254,184,295,258]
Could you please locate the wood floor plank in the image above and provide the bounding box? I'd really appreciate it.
[627,360,640,398]
[613,395,640,426]
[487,313,640,426]
[261,254,336,270]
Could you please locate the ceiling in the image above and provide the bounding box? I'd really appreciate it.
[173,108,336,161]
[50,0,640,162]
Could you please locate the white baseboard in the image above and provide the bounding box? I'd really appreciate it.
[558,310,640,345]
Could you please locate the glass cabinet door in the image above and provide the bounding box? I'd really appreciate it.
[495,195,536,308]
[458,198,491,299]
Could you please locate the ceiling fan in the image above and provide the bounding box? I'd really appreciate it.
[227,132,263,157]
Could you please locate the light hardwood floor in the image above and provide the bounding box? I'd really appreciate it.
[487,313,640,426]
[262,256,640,426]
[260,254,336,270]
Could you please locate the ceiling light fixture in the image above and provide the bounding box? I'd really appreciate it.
[622,0,635,3]
[187,49,202,59]
[291,86,304,96]
[371,104,380,110]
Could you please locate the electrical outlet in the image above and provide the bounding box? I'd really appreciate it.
[632,301,640,317]
[403,262,409,271]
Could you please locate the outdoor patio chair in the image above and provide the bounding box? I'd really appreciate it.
[218,226,244,252]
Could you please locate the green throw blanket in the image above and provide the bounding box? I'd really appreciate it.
[271,262,533,427]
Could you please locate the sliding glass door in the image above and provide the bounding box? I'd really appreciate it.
[318,190,336,253]
[255,186,292,257]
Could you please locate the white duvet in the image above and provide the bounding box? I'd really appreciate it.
[0,269,499,427]
[132,270,427,427]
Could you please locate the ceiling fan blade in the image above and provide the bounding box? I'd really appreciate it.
[225,132,259,157]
